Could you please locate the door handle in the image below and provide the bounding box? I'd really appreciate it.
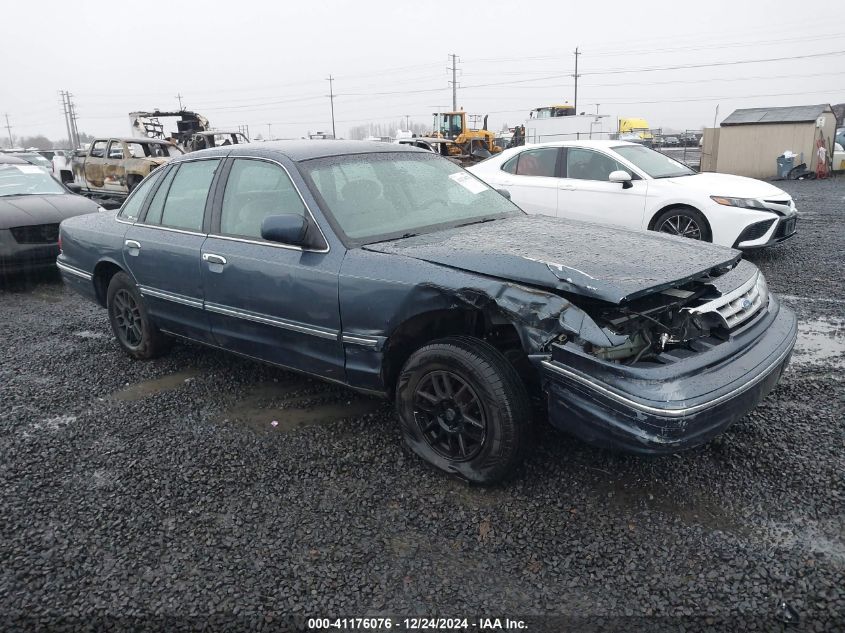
[559,184,575,191]
[125,239,141,249]
[202,253,227,266]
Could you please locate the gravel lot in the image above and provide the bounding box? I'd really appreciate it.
[1,178,843,631]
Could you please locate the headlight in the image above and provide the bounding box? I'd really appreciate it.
[710,196,768,210]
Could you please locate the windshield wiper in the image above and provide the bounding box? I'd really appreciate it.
[369,232,419,244]
[455,216,499,228]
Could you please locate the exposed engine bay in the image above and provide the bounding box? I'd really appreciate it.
[571,260,769,364]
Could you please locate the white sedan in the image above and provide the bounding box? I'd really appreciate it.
[468,140,798,249]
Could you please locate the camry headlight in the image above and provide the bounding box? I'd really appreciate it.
[710,196,768,210]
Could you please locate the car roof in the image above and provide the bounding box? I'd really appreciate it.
[176,139,426,163]
[521,139,639,150]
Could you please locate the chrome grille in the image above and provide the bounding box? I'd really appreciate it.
[685,271,768,330]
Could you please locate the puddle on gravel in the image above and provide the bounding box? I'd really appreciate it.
[109,369,203,401]
[217,378,383,433]
[74,330,106,339]
[793,317,845,368]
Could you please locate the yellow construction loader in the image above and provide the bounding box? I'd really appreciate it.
[431,111,502,164]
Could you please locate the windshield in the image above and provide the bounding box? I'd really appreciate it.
[612,144,695,178]
[16,154,53,169]
[300,152,522,244]
[0,164,65,197]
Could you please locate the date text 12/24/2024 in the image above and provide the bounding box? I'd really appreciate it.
[307,618,527,630]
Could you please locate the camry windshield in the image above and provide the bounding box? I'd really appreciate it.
[0,164,65,197]
[612,144,696,178]
[300,152,521,243]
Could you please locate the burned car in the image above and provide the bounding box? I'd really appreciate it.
[56,141,797,483]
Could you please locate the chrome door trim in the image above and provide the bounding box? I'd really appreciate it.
[341,334,380,348]
[137,285,204,309]
[131,223,206,237]
[204,301,338,340]
[124,239,141,249]
[56,261,92,280]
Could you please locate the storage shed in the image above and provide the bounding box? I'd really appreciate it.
[706,104,836,179]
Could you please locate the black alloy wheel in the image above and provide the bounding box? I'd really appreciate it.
[106,271,170,359]
[111,289,143,347]
[413,370,486,461]
[396,336,532,484]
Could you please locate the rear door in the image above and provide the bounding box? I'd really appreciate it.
[557,147,648,229]
[494,147,561,217]
[122,158,221,342]
[200,156,345,381]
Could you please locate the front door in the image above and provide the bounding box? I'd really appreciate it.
[123,158,221,342]
[103,140,128,193]
[557,147,648,230]
[201,157,345,381]
[83,140,107,190]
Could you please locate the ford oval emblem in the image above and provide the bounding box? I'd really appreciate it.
[741,298,753,310]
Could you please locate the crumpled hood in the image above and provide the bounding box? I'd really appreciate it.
[0,194,100,229]
[660,172,789,199]
[363,215,741,304]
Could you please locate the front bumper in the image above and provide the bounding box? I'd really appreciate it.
[541,296,797,454]
[735,213,798,250]
[0,230,60,275]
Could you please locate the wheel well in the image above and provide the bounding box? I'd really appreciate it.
[648,203,711,235]
[92,261,124,307]
[381,308,529,397]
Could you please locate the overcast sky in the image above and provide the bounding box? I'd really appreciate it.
[2,0,843,143]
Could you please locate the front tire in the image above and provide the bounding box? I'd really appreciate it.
[396,336,532,484]
[652,206,711,242]
[106,271,170,359]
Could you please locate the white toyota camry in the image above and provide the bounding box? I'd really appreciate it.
[468,140,798,249]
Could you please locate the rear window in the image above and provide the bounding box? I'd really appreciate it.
[147,159,219,232]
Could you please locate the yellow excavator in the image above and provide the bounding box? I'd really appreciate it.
[431,111,502,164]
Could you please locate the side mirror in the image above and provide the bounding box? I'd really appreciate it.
[495,188,511,199]
[65,182,82,193]
[261,213,310,246]
[609,170,633,189]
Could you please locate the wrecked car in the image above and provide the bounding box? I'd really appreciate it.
[70,138,182,201]
[56,141,797,483]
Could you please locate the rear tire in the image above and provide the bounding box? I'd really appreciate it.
[652,206,711,242]
[106,272,170,359]
[396,336,532,484]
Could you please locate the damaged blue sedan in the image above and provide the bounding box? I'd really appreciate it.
[57,141,797,483]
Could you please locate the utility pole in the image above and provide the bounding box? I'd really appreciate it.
[326,75,336,139]
[404,114,410,130]
[67,93,80,149]
[60,91,74,148]
[448,54,459,111]
[573,47,581,114]
[175,93,184,110]
[713,104,720,128]
[266,123,272,140]
[4,114,13,148]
